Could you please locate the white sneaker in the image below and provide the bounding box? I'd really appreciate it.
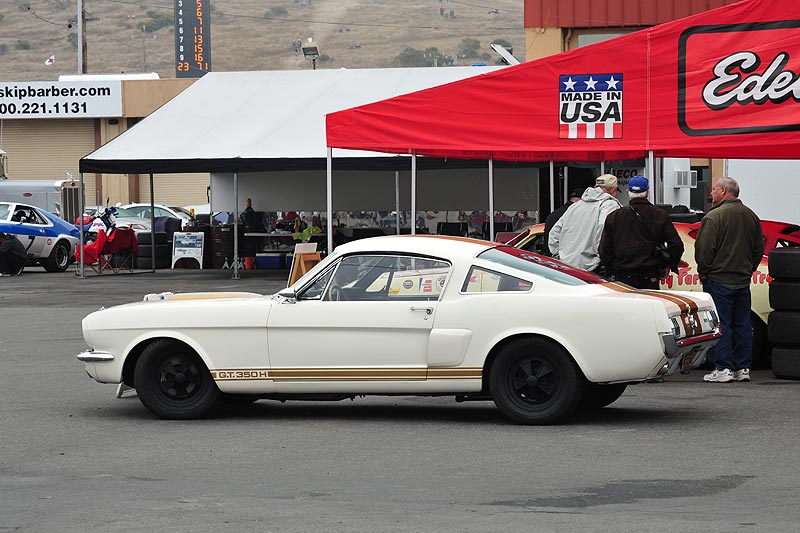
[703,368,734,383]
[734,369,751,382]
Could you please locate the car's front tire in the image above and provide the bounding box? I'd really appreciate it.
[134,339,220,419]
[490,338,583,425]
[42,240,71,272]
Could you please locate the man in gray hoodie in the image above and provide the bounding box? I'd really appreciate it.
[548,174,622,273]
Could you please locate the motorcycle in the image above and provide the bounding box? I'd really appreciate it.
[76,203,121,243]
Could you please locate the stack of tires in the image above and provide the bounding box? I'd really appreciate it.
[136,231,171,270]
[768,247,800,379]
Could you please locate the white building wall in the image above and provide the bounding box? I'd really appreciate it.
[726,160,800,223]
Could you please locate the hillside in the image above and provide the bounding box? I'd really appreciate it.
[0,0,524,81]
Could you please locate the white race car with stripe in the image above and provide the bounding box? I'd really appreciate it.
[77,235,720,424]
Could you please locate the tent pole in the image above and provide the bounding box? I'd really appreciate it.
[78,171,85,278]
[232,171,239,280]
[563,165,569,204]
[327,148,333,255]
[549,159,555,214]
[395,170,400,235]
[647,150,655,204]
[488,156,494,241]
[600,161,605,174]
[149,173,155,273]
[411,151,417,236]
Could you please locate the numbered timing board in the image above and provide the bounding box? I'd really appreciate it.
[174,0,211,78]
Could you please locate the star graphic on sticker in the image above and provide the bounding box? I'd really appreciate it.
[563,77,577,91]
[585,77,598,90]
[606,76,619,89]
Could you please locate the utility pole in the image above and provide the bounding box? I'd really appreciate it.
[77,0,87,73]
[141,25,147,71]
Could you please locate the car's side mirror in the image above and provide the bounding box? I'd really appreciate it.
[276,287,297,303]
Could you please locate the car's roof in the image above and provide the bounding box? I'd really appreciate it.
[122,203,174,208]
[335,235,494,260]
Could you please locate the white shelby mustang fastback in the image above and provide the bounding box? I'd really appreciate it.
[77,235,720,424]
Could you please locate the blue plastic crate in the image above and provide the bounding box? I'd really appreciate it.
[255,253,284,269]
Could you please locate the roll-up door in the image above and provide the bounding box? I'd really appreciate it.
[138,172,210,206]
[0,119,97,207]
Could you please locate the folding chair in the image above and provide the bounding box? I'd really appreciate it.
[81,228,139,274]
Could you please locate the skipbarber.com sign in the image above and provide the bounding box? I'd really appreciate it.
[0,80,122,119]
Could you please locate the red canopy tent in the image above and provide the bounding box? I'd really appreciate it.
[326,0,800,162]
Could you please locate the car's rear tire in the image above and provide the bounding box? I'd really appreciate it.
[134,339,219,419]
[489,338,583,425]
[751,317,771,369]
[42,240,71,272]
[578,383,627,410]
[702,314,771,370]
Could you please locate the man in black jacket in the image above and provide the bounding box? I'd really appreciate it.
[599,176,684,289]
[0,232,27,276]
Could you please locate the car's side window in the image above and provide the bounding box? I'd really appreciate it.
[298,265,335,300]
[519,234,545,254]
[13,208,45,225]
[461,266,533,293]
[321,254,450,302]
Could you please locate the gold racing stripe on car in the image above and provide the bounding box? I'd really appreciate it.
[427,368,483,380]
[211,368,482,382]
[269,368,427,380]
[603,282,699,313]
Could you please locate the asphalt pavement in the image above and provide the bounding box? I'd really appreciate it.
[0,264,290,308]
[1,265,798,531]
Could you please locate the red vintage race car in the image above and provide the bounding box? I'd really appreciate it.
[506,220,800,368]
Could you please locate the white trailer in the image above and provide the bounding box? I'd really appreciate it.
[0,177,82,222]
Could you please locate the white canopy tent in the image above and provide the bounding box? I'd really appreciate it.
[79,66,528,277]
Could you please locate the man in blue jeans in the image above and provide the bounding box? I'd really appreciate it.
[695,177,764,383]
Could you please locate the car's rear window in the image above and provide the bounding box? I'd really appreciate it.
[477,246,605,285]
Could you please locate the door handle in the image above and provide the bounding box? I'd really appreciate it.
[410,306,434,315]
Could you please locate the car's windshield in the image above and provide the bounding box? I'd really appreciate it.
[478,246,605,285]
[169,207,193,221]
[0,204,10,221]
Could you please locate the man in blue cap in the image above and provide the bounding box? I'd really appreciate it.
[599,176,683,289]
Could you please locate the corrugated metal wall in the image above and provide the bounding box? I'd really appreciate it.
[0,119,97,207]
[525,0,740,28]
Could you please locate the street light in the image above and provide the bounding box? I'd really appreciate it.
[302,38,320,70]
